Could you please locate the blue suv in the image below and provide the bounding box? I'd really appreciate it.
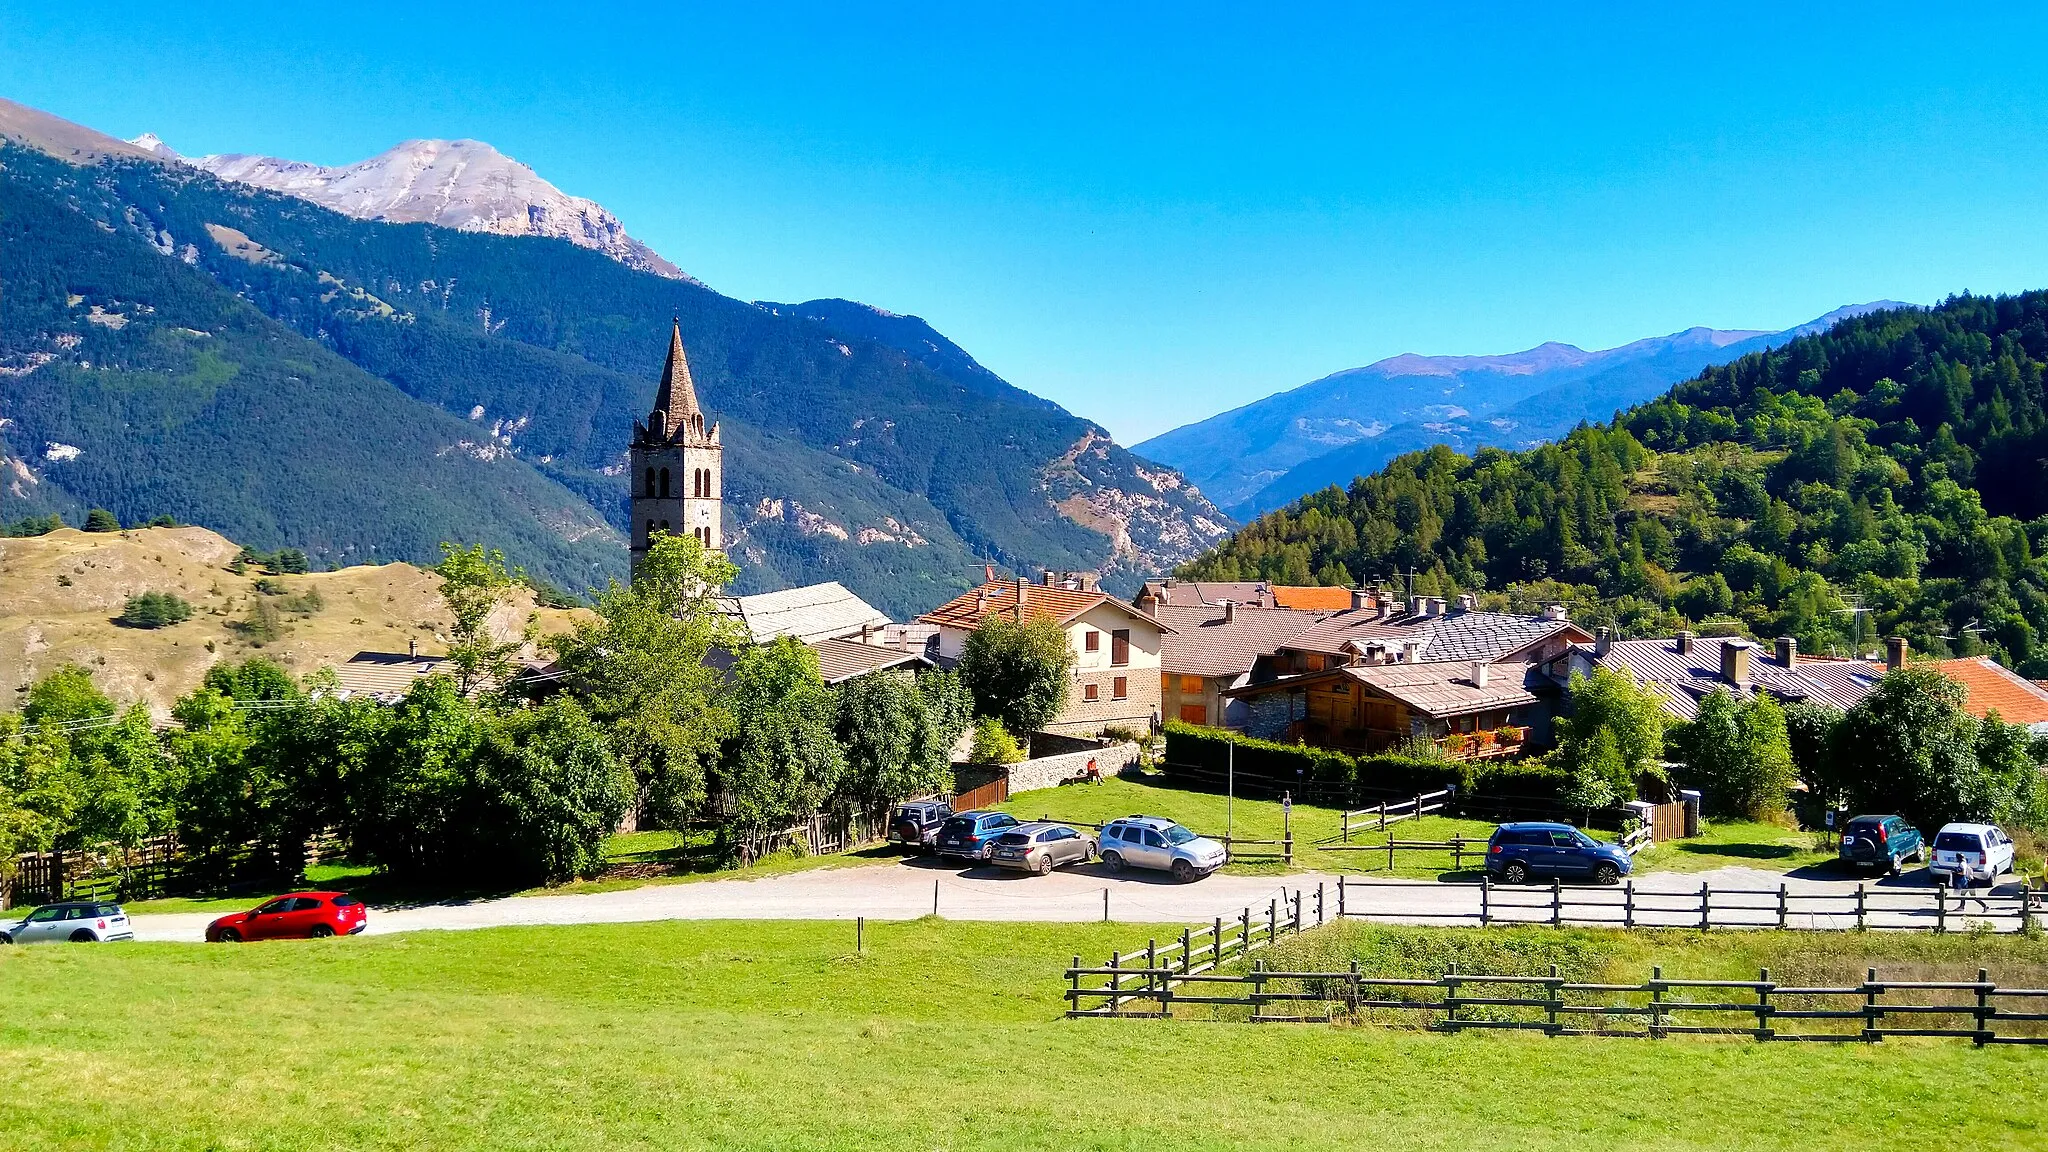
[933,811,1021,862]
[1486,822,1633,885]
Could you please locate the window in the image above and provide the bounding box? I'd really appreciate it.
[1305,654,1327,672]
[645,467,656,497]
[1110,628,1130,666]
[1161,673,1173,692]
[1112,676,1128,700]
[1084,683,1100,702]
[659,520,669,532]
[256,899,294,915]
[1141,829,1166,848]
[289,897,323,912]
[1179,675,1203,694]
[659,467,671,498]
[1085,630,1100,652]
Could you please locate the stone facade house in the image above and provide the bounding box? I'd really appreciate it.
[918,573,1170,735]
[1558,631,1883,720]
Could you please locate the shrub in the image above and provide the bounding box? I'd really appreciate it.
[83,508,120,532]
[967,717,1025,766]
[116,591,193,629]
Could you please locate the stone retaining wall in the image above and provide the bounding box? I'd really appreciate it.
[1005,739,1142,795]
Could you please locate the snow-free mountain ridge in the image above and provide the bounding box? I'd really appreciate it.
[131,133,689,281]
[1138,303,1909,518]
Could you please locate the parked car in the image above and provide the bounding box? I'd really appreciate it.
[989,822,1097,875]
[206,891,367,942]
[1098,815,1226,882]
[932,811,1022,862]
[1929,823,2017,888]
[1837,814,1924,875]
[889,800,954,853]
[1485,822,1633,885]
[0,901,133,944]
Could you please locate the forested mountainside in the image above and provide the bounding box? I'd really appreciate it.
[0,105,1228,617]
[1180,294,2048,675]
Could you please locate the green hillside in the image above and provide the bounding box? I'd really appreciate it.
[0,134,1227,617]
[1182,295,2048,673]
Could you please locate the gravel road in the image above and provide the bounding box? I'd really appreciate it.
[123,855,2028,943]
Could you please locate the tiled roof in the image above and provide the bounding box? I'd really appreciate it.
[1346,661,1541,718]
[1271,586,1356,611]
[919,579,1168,633]
[1932,657,2048,724]
[1284,608,1582,664]
[809,637,930,685]
[1576,636,1881,720]
[718,581,892,646]
[330,651,456,700]
[1154,604,1335,679]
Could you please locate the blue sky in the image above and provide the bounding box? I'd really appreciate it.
[7,3,2048,442]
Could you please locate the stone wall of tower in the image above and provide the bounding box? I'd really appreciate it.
[629,430,721,560]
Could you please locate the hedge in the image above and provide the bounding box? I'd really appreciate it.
[1160,721,1568,809]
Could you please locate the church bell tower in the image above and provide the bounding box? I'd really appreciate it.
[630,320,722,570]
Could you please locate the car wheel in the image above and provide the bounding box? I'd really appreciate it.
[69,929,96,943]
[1593,861,1621,886]
[1102,851,1125,874]
[1887,854,1902,876]
[0,932,11,945]
[1503,861,1530,885]
[1036,854,1053,877]
[1172,859,1196,883]
[310,924,336,939]
[218,928,242,943]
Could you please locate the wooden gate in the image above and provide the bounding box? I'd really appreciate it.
[1648,802,1687,843]
[949,770,1009,812]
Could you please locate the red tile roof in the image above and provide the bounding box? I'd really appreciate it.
[1932,657,2048,724]
[1271,586,1356,611]
[918,579,1166,632]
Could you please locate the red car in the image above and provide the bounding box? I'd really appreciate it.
[206,891,367,942]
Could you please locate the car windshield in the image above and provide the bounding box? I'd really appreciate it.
[994,832,1030,846]
[1936,832,1985,852]
[940,817,973,834]
[1162,824,1198,846]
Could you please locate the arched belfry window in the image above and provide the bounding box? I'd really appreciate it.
[645,467,656,498]
[645,519,654,540]
[659,467,671,498]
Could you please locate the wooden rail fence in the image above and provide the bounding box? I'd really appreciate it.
[1320,835,1489,872]
[1338,790,1450,840]
[1067,960,2048,1043]
[1066,886,1325,1016]
[1330,875,2044,933]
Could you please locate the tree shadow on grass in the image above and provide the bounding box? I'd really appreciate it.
[1675,841,1801,860]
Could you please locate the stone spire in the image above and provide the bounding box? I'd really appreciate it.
[651,318,700,423]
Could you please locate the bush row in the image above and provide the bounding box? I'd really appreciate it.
[1160,721,1568,808]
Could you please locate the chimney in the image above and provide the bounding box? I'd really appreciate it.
[1675,630,1695,656]
[408,637,417,658]
[1775,636,1797,667]
[1456,593,1476,613]
[1350,587,1373,611]
[1720,639,1753,687]
[1014,576,1027,620]
[1543,603,1568,621]
[861,622,875,644]
[1886,636,1908,671]
[1042,571,1056,587]
[1471,660,1490,689]
[1222,600,1237,623]
[1595,626,1613,657]
[1403,638,1426,663]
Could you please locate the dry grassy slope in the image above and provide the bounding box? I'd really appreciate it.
[0,526,582,716]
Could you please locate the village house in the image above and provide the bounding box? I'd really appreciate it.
[1559,630,1882,720]
[918,572,1170,735]
[1151,600,1335,729]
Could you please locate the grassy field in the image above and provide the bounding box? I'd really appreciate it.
[1630,819,1836,875]
[1,918,2044,1150]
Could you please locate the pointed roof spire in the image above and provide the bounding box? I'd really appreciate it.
[652,317,700,420]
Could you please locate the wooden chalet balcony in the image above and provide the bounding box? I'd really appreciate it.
[1285,723,1529,761]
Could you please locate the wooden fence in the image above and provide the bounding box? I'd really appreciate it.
[1067,959,2048,1043]
[1066,886,1322,1016]
[948,775,1009,812]
[1331,875,2045,933]
[1044,816,1294,865]
[732,809,890,866]
[1321,835,1490,872]
[1338,790,1450,840]
[5,831,346,910]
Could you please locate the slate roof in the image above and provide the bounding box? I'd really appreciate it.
[919,579,1169,633]
[1346,661,1542,718]
[1931,657,2048,724]
[718,581,892,646]
[1574,636,1882,720]
[810,637,930,685]
[329,651,457,700]
[1284,608,1584,664]
[1154,604,1335,679]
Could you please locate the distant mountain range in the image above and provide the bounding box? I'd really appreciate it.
[0,97,1229,617]
[1138,304,1906,518]
[131,133,688,280]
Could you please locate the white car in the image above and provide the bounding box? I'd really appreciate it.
[1929,823,2017,888]
[0,901,134,944]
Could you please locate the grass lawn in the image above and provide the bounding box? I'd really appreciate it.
[2,919,2044,1150]
[999,774,1499,877]
[1629,819,1837,875]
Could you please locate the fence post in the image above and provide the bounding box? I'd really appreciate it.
[1379,802,1387,833]
[2024,886,2037,936]
[1240,907,1252,960]
[1317,881,1326,926]
[1108,951,1121,1015]
[934,878,940,917]
[1756,967,1772,1040]
[1180,927,1192,975]
[857,916,865,953]
[1339,874,1347,918]
[1856,882,1867,931]
[1443,961,1460,1032]
[1699,881,1711,932]
[1479,875,1491,927]
[1388,837,1396,873]
[1070,955,1081,1015]
[1649,965,1665,1039]
[1550,879,1562,927]
[1777,884,1788,930]
[1343,809,1350,844]
[1546,963,1561,1035]
[1976,967,1991,1046]
[1937,885,1947,934]
[1348,959,1361,1019]
[1863,967,1879,1042]
[1104,887,1110,923]
[1623,880,1634,930]
[1268,898,1278,944]
[1250,959,1267,1022]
